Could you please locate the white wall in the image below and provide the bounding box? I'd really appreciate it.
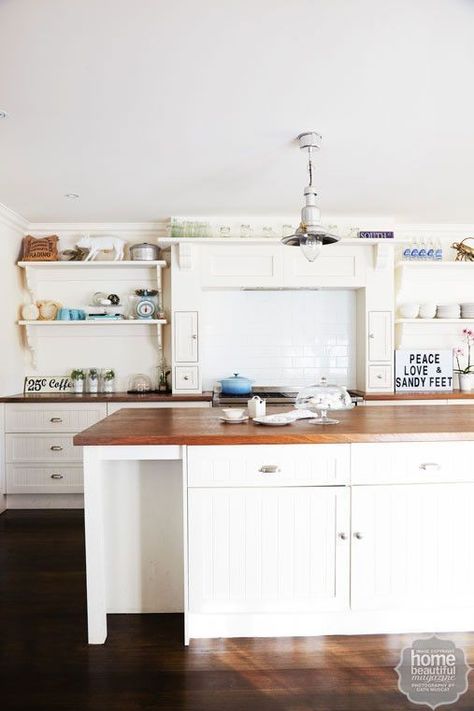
[0,205,27,396]
[200,289,356,390]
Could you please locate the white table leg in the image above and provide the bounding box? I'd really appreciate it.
[83,447,107,644]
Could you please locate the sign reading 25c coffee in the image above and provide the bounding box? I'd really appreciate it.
[395,350,453,391]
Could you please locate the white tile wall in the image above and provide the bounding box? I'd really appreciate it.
[200,290,356,390]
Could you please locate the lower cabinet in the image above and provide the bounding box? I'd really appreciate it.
[188,486,350,614]
[351,483,474,611]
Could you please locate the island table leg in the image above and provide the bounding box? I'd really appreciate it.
[83,447,108,644]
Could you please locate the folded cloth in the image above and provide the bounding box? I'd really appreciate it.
[253,409,314,424]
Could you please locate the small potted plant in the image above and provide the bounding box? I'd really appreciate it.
[71,368,86,394]
[88,368,99,394]
[102,368,116,394]
[454,329,474,391]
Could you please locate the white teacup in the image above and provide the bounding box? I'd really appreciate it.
[418,303,437,319]
[221,408,246,420]
[399,303,420,319]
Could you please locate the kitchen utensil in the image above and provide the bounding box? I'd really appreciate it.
[295,377,354,425]
[221,407,247,420]
[129,243,161,261]
[399,303,420,319]
[219,373,254,395]
[247,395,266,418]
[219,416,249,424]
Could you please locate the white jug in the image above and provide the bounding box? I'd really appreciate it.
[247,395,266,418]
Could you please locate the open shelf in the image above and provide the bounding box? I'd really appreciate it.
[18,260,167,268]
[396,318,473,324]
[19,319,167,326]
[159,237,404,247]
[396,260,471,269]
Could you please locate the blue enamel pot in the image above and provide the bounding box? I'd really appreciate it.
[219,373,253,395]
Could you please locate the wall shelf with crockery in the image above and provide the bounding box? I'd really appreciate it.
[18,319,167,326]
[395,318,474,324]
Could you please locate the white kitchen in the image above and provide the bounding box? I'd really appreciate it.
[1,2,474,710]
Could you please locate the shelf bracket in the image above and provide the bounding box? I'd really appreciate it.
[22,265,38,301]
[374,242,392,271]
[177,242,194,270]
[23,325,38,368]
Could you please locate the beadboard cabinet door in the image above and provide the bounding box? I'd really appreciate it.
[351,484,474,611]
[188,486,350,614]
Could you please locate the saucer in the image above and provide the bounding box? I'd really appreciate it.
[219,416,249,424]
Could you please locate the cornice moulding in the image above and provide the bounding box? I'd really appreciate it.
[0,202,28,232]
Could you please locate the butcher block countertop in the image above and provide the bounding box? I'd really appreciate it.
[0,391,213,403]
[74,404,474,446]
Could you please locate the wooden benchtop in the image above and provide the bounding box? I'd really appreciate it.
[355,389,474,401]
[74,404,474,446]
[0,392,213,403]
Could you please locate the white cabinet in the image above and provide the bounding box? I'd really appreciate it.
[368,310,392,362]
[174,366,199,390]
[174,311,198,363]
[5,403,107,433]
[200,245,284,288]
[351,483,474,611]
[188,486,350,614]
[368,364,392,388]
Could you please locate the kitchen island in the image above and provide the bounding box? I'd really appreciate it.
[75,405,474,644]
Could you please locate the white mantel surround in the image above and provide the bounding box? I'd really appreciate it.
[163,237,396,394]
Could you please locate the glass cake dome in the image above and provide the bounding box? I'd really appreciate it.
[295,377,354,425]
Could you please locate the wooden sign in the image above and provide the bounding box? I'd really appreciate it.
[395,350,453,391]
[358,231,394,239]
[22,235,59,261]
[24,376,73,394]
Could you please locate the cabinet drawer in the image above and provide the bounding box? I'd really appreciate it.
[6,434,82,463]
[5,403,107,433]
[188,444,350,487]
[351,441,474,484]
[174,366,199,390]
[368,365,392,389]
[6,465,83,494]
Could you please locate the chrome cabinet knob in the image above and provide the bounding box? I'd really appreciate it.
[368,333,375,339]
[258,465,281,474]
[50,445,63,452]
[419,462,440,471]
[50,417,63,423]
[353,532,363,540]
[183,376,189,381]
[50,473,64,480]
[338,532,347,540]
[192,334,197,340]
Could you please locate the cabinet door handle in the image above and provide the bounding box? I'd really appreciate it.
[376,374,383,379]
[419,463,440,471]
[50,417,63,423]
[368,333,375,339]
[50,473,64,480]
[258,465,281,474]
[183,376,189,381]
[338,532,347,540]
[353,531,363,540]
[191,334,197,340]
[50,445,63,452]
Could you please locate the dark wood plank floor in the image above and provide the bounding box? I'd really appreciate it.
[0,510,473,711]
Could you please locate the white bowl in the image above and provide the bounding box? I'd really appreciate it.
[221,408,247,420]
[418,303,437,319]
[399,303,420,319]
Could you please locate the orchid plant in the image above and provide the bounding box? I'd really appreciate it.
[454,329,474,374]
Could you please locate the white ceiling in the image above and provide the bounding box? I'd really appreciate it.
[1,0,474,223]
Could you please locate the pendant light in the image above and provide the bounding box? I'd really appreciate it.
[281,131,339,261]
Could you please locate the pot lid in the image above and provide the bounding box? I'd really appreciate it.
[220,373,252,382]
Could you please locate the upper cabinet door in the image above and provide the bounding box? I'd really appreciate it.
[200,245,284,287]
[188,486,350,614]
[283,245,366,288]
[351,483,474,611]
[174,311,198,362]
[368,310,392,362]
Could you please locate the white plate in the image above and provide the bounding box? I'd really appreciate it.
[219,416,249,424]
[253,417,291,426]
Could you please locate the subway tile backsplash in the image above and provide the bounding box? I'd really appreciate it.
[200,290,356,390]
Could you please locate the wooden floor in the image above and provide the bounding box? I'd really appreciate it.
[0,511,473,711]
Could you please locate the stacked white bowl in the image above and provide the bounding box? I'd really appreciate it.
[461,303,474,319]
[436,304,461,319]
[418,303,437,319]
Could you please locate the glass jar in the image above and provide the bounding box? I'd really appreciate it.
[102,369,116,394]
[295,377,353,424]
[88,368,99,394]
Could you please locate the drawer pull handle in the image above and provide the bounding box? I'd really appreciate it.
[50,474,64,480]
[258,465,281,474]
[353,532,363,540]
[419,463,440,472]
[50,417,63,423]
[338,532,348,541]
[183,376,189,381]
[50,445,63,452]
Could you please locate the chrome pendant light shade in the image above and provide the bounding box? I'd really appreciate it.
[281,132,339,261]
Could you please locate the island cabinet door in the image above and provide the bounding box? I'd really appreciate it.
[351,483,474,612]
[188,486,350,614]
